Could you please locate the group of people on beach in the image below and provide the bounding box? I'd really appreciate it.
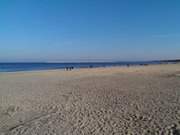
[65,67,74,71]
[64,64,150,71]
[64,63,151,71]
[65,65,94,71]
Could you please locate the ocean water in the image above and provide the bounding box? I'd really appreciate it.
[0,62,160,72]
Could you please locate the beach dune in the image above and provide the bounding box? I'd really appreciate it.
[0,64,180,135]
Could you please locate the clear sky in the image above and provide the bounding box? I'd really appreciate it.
[0,0,180,62]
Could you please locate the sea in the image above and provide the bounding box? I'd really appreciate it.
[0,61,161,72]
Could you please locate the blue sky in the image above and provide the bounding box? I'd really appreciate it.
[0,0,180,62]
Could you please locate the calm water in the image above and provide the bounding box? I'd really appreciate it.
[0,62,160,72]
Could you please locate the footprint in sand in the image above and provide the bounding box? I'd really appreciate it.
[3,106,20,117]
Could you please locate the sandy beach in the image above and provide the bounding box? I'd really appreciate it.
[0,64,180,135]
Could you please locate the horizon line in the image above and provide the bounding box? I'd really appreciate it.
[0,59,180,63]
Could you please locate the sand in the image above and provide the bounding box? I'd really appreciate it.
[0,64,180,135]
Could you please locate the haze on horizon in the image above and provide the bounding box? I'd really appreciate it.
[0,0,180,62]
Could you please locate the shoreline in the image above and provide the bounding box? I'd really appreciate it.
[0,62,179,74]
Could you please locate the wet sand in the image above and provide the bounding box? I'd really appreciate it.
[0,64,180,135]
